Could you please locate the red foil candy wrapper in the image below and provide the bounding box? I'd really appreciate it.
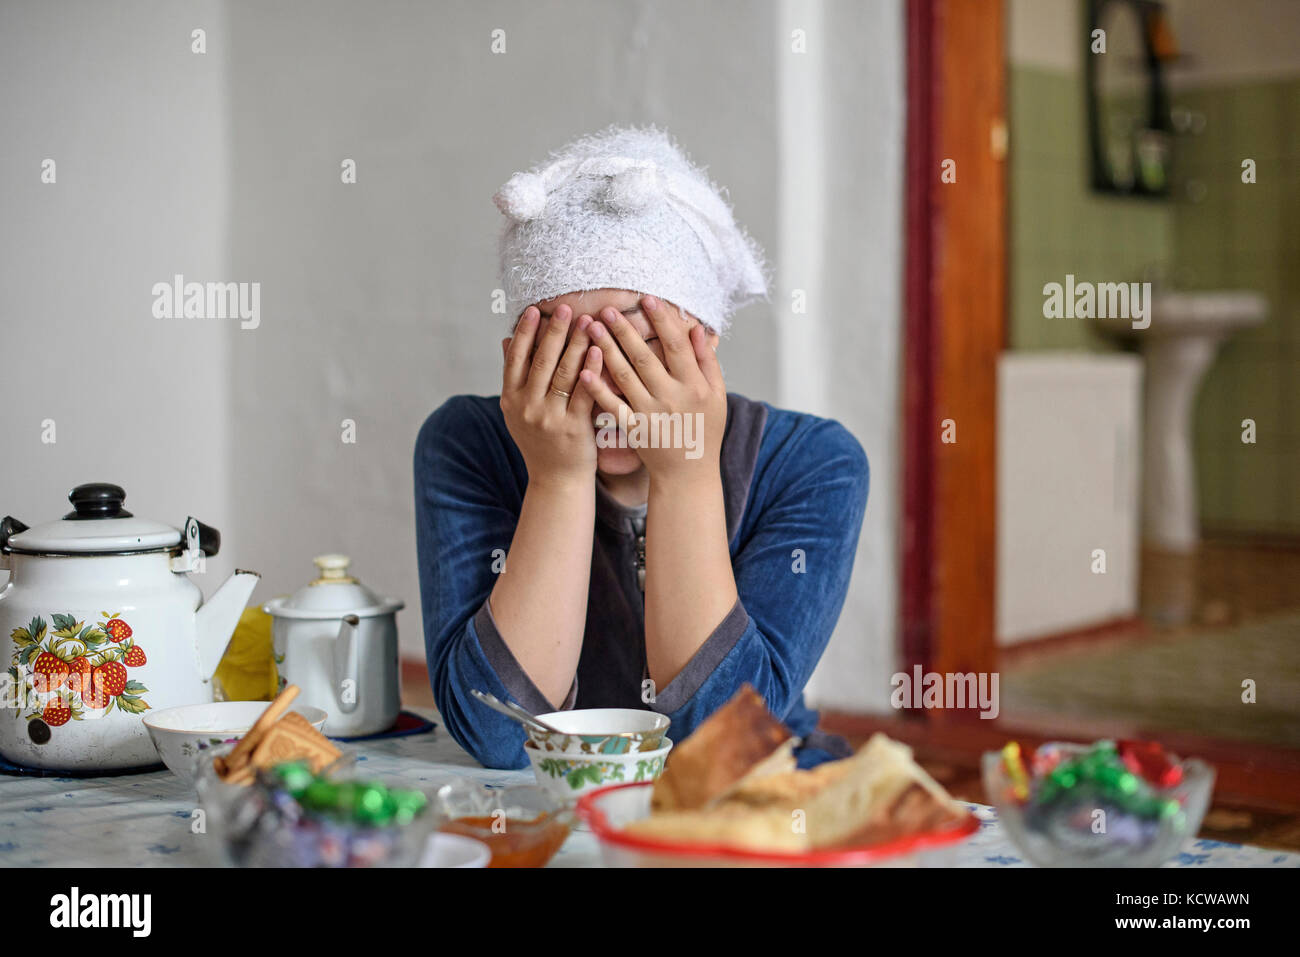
[1118,739,1183,789]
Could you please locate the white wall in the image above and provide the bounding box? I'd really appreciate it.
[220,0,782,658]
[0,0,234,586]
[797,0,906,713]
[3,0,906,714]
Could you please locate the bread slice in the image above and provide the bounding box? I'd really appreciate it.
[650,685,794,812]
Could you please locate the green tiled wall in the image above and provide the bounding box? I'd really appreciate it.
[1008,66,1173,352]
[1008,66,1300,535]
[1176,77,1300,536]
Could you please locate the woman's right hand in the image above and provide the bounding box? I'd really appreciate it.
[500,303,603,487]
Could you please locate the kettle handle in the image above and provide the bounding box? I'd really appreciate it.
[1,516,29,553]
[181,517,221,557]
[0,516,27,570]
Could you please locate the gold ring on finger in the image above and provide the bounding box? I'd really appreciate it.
[550,387,571,399]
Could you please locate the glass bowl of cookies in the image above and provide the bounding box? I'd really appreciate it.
[196,745,437,867]
[192,687,435,867]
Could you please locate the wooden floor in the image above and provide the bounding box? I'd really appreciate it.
[1140,539,1300,628]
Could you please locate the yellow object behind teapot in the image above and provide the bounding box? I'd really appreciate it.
[212,606,278,701]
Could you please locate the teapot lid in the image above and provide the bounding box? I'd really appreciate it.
[4,484,182,555]
[264,554,404,620]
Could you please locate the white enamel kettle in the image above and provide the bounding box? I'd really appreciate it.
[263,555,403,738]
[0,483,260,770]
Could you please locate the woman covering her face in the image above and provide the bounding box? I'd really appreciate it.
[415,126,868,770]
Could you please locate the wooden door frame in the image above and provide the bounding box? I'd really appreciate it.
[901,0,1006,697]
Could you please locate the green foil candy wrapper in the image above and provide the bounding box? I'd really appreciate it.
[271,762,428,828]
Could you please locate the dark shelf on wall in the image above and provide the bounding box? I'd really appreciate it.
[1085,0,1174,199]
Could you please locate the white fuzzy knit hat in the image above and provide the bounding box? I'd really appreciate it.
[493,125,768,334]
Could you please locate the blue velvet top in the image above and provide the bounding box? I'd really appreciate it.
[413,392,869,770]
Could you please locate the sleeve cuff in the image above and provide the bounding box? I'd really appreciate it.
[473,598,579,713]
[648,599,750,714]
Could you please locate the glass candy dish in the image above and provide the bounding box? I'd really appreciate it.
[981,741,1214,867]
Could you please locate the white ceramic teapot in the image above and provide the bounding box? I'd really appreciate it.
[263,555,403,738]
[0,483,260,770]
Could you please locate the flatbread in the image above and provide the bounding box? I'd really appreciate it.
[650,684,793,812]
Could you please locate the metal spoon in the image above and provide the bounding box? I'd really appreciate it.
[470,688,565,735]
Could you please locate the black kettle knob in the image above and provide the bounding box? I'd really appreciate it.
[64,483,134,520]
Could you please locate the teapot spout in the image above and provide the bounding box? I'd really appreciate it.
[194,569,261,681]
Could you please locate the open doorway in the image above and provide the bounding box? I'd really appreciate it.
[822,0,1300,852]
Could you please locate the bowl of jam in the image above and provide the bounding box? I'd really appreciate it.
[431,780,575,868]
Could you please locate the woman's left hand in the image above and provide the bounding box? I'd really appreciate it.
[579,294,727,482]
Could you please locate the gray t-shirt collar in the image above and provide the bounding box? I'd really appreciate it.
[593,393,768,542]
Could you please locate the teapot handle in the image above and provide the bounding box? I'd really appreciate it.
[334,615,362,714]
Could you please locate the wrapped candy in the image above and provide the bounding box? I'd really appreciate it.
[1119,738,1184,789]
[210,759,431,867]
[1024,739,1184,850]
[1001,742,1031,802]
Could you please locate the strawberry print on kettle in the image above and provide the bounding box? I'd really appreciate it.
[9,612,150,738]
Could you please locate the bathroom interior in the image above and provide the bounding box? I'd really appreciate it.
[995,0,1299,771]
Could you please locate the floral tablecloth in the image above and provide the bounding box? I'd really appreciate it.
[1,711,1296,868]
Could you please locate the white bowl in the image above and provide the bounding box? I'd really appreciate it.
[526,708,671,755]
[420,832,491,868]
[526,739,672,808]
[143,701,329,783]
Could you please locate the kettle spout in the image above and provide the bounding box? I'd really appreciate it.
[194,569,261,681]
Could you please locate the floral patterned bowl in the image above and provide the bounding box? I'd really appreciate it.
[143,701,328,784]
[525,708,671,755]
[526,739,672,810]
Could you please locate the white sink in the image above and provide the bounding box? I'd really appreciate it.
[1145,290,1269,337]
[1127,290,1267,551]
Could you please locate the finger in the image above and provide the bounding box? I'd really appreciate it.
[641,295,695,379]
[589,313,654,408]
[548,314,592,402]
[569,344,602,417]
[692,324,725,392]
[525,304,573,400]
[504,307,540,391]
[598,306,673,393]
[579,357,632,421]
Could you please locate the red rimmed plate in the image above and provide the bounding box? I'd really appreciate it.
[576,781,979,868]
